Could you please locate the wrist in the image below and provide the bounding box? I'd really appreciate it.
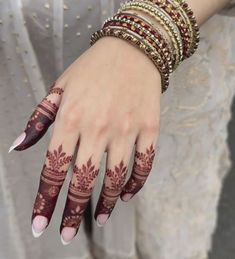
[92,36,161,79]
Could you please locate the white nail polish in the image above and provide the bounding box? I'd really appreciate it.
[121,193,133,202]
[96,214,109,227]
[96,220,103,227]
[61,235,71,245]
[32,225,44,238]
[8,132,26,153]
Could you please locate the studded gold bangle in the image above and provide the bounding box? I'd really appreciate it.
[146,0,192,59]
[90,26,170,93]
[174,0,200,57]
[119,0,184,70]
[104,14,173,73]
[117,10,175,61]
[148,0,199,58]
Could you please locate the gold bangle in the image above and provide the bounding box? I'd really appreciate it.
[105,15,173,72]
[119,1,183,70]
[175,0,200,57]
[119,10,175,63]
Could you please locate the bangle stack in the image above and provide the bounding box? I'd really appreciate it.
[90,0,200,94]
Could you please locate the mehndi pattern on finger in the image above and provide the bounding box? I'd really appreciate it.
[121,143,155,197]
[60,157,99,233]
[14,82,64,151]
[32,144,73,225]
[95,160,128,219]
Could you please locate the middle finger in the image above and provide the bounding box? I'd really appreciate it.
[60,133,106,244]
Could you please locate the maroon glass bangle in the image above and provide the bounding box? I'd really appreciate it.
[149,0,200,58]
[112,12,175,70]
[103,18,172,73]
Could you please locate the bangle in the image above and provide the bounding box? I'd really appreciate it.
[175,0,200,57]
[105,13,173,72]
[119,0,183,70]
[90,0,200,94]
[147,0,200,58]
[119,10,175,53]
[90,26,170,93]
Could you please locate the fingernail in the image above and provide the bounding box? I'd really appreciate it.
[61,227,76,245]
[32,216,48,238]
[96,214,109,227]
[121,193,133,202]
[8,132,26,153]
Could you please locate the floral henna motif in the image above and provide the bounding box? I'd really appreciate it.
[94,160,128,219]
[33,193,46,214]
[32,144,73,225]
[14,83,64,151]
[48,87,64,95]
[60,157,99,233]
[121,143,156,198]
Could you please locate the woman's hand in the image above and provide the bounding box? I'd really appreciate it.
[9,36,161,244]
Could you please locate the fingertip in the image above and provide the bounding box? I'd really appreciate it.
[96,214,109,227]
[120,193,133,202]
[32,215,48,238]
[8,132,26,152]
[60,227,76,245]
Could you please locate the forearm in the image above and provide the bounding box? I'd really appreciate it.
[186,0,230,26]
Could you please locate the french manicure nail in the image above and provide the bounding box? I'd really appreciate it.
[61,235,71,245]
[32,215,48,238]
[60,227,76,245]
[121,193,133,202]
[8,132,26,153]
[96,214,109,227]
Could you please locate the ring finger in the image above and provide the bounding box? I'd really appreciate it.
[94,134,136,226]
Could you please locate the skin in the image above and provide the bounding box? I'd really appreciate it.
[9,0,231,245]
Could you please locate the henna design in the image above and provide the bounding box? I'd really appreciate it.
[121,143,156,198]
[60,157,99,233]
[32,144,73,225]
[14,83,64,151]
[94,160,128,219]
[48,87,64,95]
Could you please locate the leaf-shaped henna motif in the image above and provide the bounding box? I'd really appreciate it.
[60,157,99,232]
[95,160,128,218]
[32,144,72,225]
[122,143,156,196]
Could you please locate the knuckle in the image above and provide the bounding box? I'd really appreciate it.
[91,117,109,136]
[57,104,82,131]
[117,114,133,136]
[141,118,160,133]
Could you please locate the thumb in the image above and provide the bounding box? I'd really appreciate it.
[9,82,64,152]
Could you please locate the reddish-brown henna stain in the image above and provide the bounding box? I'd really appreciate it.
[94,160,128,219]
[60,157,99,233]
[14,84,63,151]
[32,144,72,225]
[121,143,156,198]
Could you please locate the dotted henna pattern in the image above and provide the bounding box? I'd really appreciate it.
[32,144,73,225]
[14,84,64,151]
[48,87,64,95]
[60,157,99,233]
[121,143,156,198]
[94,160,128,220]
